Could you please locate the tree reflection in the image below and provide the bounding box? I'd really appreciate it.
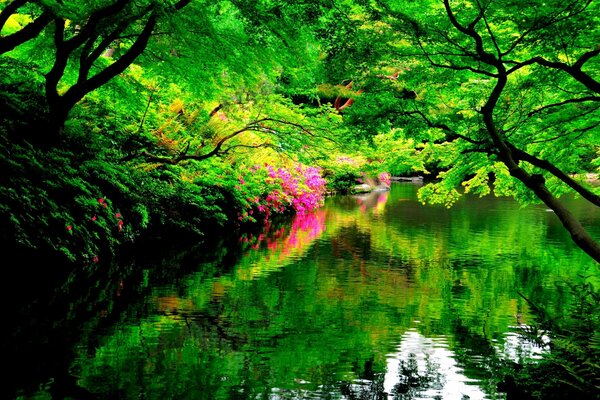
[391,354,444,399]
[338,354,443,400]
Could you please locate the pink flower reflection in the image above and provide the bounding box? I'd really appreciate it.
[246,210,327,258]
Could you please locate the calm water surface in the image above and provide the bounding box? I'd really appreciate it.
[6,183,599,399]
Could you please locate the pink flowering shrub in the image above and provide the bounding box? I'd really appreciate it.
[267,164,327,214]
[233,163,327,223]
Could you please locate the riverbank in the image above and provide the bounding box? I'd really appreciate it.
[0,134,331,270]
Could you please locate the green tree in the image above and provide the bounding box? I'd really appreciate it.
[340,0,600,262]
[1,0,197,144]
[44,0,194,140]
[0,0,337,147]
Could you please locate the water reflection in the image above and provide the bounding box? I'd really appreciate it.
[355,189,390,216]
[384,329,484,400]
[8,183,600,399]
[236,209,327,280]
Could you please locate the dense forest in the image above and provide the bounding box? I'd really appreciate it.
[1,0,599,398]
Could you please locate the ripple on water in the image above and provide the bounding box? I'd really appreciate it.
[383,329,493,400]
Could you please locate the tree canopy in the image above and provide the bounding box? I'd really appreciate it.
[329,0,600,262]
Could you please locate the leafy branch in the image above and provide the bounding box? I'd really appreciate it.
[530,51,600,94]
[123,117,322,165]
[403,108,489,147]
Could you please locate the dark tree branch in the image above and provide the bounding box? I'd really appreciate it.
[461,147,496,155]
[62,12,157,111]
[45,18,70,117]
[475,0,502,58]
[509,144,600,207]
[528,96,600,116]
[0,5,52,55]
[78,11,148,84]
[505,57,540,74]
[64,0,130,52]
[123,117,320,164]
[220,142,277,155]
[501,0,593,57]
[529,127,588,145]
[573,119,600,133]
[432,27,477,56]
[415,37,498,77]
[404,109,488,146]
[532,54,600,94]
[443,0,498,65]
[573,47,600,69]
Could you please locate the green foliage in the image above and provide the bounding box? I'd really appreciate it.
[502,278,600,399]
[0,57,47,135]
[319,154,364,193]
[0,140,122,264]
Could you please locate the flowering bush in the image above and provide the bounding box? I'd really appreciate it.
[233,163,327,223]
[268,164,327,214]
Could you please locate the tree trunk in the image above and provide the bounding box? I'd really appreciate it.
[41,95,68,147]
[507,167,600,263]
[481,74,600,264]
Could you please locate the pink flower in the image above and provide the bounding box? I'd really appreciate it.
[115,212,121,219]
[117,219,124,232]
[91,215,97,221]
[92,255,99,263]
[66,225,72,231]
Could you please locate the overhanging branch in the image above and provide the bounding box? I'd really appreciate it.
[404,109,488,146]
[532,55,600,94]
[122,116,323,165]
[509,144,600,207]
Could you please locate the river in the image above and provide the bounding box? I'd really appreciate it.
[5,183,599,399]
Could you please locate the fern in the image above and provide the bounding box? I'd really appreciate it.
[510,281,600,399]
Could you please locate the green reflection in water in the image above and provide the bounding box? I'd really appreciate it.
[41,184,599,399]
